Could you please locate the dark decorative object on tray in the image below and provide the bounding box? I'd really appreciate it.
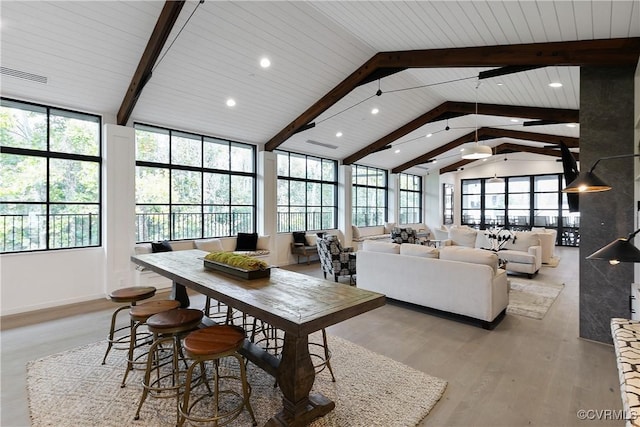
[235,232,258,251]
[292,231,308,246]
[483,228,516,251]
[151,240,172,253]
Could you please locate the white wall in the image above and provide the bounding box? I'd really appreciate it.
[1,122,134,316]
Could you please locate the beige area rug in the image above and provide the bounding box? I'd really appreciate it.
[27,333,447,427]
[507,279,564,320]
[544,256,561,268]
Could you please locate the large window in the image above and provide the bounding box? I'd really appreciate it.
[0,98,102,253]
[461,173,579,246]
[352,165,387,227]
[276,151,337,232]
[398,173,422,224]
[135,124,256,242]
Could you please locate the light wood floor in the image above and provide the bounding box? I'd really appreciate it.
[1,246,622,426]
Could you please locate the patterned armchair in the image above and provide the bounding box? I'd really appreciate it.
[391,227,418,244]
[316,235,356,283]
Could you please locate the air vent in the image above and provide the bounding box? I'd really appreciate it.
[1,67,47,84]
[305,139,338,150]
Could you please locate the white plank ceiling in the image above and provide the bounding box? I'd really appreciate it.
[1,1,639,174]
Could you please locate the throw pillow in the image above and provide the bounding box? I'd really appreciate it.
[448,227,477,247]
[384,222,396,233]
[292,232,307,246]
[194,238,223,252]
[151,240,172,252]
[235,232,258,251]
[256,235,270,250]
[391,227,416,244]
[351,225,361,239]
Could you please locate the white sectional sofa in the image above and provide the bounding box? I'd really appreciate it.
[356,240,509,328]
[352,223,432,249]
[443,226,542,278]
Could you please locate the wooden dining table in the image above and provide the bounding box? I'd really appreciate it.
[131,249,385,426]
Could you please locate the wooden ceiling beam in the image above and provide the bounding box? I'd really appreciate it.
[447,102,579,123]
[264,54,384,151]
[117,1,186,126]
[376,38,640,68]
[438,142,580,174]
[393,127,580,173]
[264,38,638,152]
[343,102,578,165]
[343,101,463,165]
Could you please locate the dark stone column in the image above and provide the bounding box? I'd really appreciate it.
[579,66,635,344]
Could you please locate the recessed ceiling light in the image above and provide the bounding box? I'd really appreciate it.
[226,98,236,107]
[496,82,504,86]
[548,82,563,88]
[510,119,519,123]
[566,123,577,128]
[432,160,437,163]
[371,108,379,115]
[260,57,271,68]
[336,131,343,137]
[426,133,433,138]
[394,149,400,154]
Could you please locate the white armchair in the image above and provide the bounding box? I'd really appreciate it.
[497,232,542,278]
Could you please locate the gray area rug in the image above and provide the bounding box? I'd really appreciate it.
[27,333,447,426]
[507,279,564,320]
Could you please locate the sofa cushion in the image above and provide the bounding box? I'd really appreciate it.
[256,235,270,250]
[170,240,196,251]
[504,232,540,252]
[448,227,477,247]
[433,227,449,240]
[194,238,223,252]
[498,249,534,264]
[439,246,498,272]
[236,232,258,251]
[351,225,361,240]
[362,240,400,254]
[400,244,439,258]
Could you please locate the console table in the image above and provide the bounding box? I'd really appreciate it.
[131,249,385,426]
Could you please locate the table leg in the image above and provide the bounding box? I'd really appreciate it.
[266,333,335,426]
[170,281,190,308]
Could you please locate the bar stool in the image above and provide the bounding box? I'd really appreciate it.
[178,325,257,427]
[102,286,156,365]
[134,308,204,423]
[121,299,181,387]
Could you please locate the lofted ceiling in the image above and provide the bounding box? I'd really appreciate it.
[1,1,639,175]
